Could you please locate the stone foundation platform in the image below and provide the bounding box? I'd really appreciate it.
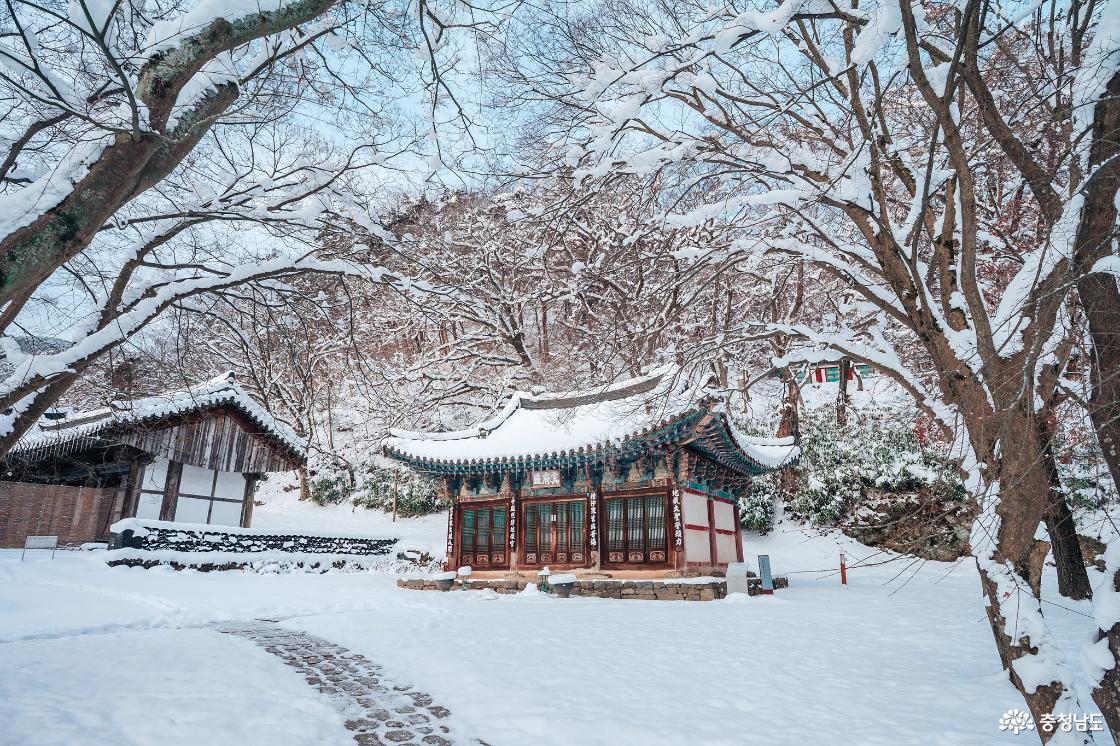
[397,576,789,601]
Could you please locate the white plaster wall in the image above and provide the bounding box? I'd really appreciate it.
[681,490,708,526]
[208,499,243,526]
[713,501,736,531]
[174,496,210,524]
[178,464,214,495]
[214,471,246,500]
[684,528,711,563]
[716,532,738,564]
[134,458,169,519]
[140,458,168,491]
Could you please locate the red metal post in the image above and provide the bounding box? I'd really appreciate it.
[840,551,847,586]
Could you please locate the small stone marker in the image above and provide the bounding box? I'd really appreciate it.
[725,561,751,595]
[758,554,774,594]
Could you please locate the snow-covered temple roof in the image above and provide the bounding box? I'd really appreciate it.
[11,373,305,464]
[383,368,798,476]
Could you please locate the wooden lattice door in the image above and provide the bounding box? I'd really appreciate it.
[604,494,668,564]
[459,505,508,568]
[522,500,587,565]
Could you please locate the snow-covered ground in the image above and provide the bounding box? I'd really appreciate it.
[251,472,448,557]
[1,520,1101,746]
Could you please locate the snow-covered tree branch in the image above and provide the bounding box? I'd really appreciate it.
[492,0,1120,735]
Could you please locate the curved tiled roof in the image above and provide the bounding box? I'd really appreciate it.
[383,368,798,476]
[11,373,305,462]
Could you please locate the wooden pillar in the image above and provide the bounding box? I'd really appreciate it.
[732,497,745,563]
[441,476,457,572]
[159,461,182,522]
[445,501,457,572]
[589,488,601,571]
[115,459,141,523]
[101,472,129,540]
[509,490,520,573]
[707,495,718,571]
[240,475,261,528]
[668,447,687,571]
[670,486,685,570]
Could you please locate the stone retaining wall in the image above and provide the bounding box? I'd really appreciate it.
[108,519,396,556]
[398,576,788,601]
[107,557,372,573]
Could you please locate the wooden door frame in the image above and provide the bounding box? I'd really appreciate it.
[453,497,511,570]
[517,493,591,569]
[598,486,673,570]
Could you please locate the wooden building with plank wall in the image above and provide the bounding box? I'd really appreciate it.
[383,369,798,576]
[0,374,304,548]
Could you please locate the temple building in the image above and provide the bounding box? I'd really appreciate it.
[0,374,303,547]
[383,369,798,576]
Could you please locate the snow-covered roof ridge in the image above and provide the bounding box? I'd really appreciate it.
[13,373,305,457]
[720,416,800,471]
[383,367,798,475]
[519,365,672,410]
[387,366,679,444]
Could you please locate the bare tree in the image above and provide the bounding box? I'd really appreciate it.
[370,181,755,415]
[0,0,495,455]
[494,0,1120,735]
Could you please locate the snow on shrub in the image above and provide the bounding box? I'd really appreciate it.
[738,472,779,533]
[310,467,353,506]
[309,458,446,517]
[785,406,963,527]
[353,465,444,517]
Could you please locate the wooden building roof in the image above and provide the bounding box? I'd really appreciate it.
[383,368,798,476]
[8,374,304,473]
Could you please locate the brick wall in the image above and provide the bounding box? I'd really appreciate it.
[0,482,120,548]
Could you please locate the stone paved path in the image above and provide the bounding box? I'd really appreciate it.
[213,620,476,746]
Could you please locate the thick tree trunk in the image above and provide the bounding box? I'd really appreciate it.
[836,358,851,425]
[1044,497,1093,601]
[0,6,346,467]
[0,0,340,449]
[776,370,800,502]
[776,370,800,439]
[1073,66,1120,503]
[1081,274,1120,487]
[1083,272,1120,738]
[1028,540,1050,599]
[994,403,1058,578]
[1068,68,1120,740]
[1038,411,1093,600]
[976,405,1077,740]
[978,566,1066,742]
[979,428,1071,742]
[298,468,312,502]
